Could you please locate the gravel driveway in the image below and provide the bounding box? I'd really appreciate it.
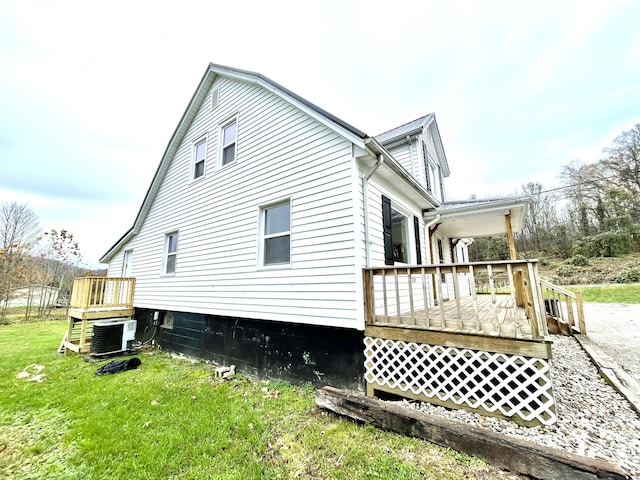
[582,302,640,384]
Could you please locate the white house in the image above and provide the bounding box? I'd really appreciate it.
[100,63,529,389]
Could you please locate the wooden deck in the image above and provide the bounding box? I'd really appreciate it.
[60,277,136,354]
[370,294,533,339]
[363,261,549,343]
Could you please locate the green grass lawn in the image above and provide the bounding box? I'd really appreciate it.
[569,283,640,303]
[0,319,508,479]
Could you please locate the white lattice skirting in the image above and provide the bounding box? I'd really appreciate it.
[364,336,557,426]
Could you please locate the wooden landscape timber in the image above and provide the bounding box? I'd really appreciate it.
[316,386,629,480]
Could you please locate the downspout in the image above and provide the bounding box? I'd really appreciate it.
[363,154,385,267]
[424,214,441,260]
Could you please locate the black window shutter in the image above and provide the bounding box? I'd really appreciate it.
[382,195,393,265]
[413,216,422,264]
[422,141,431,191]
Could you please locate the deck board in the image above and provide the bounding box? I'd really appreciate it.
[373,294,532,339]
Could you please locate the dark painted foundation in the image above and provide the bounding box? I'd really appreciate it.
[134,308,365,391]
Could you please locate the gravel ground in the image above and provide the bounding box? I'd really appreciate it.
[393,335,640,479]
[582,302,640,384]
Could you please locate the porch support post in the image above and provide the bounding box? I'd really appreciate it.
[505,212,517,260]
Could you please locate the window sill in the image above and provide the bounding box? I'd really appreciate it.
[257,263,292,271]
[218,161,236,170]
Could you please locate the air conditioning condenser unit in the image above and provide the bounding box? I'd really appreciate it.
[91,319,137,355]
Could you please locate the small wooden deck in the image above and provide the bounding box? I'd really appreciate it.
[60,277,135,354]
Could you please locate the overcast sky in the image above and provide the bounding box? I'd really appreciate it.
[1,0,639,268]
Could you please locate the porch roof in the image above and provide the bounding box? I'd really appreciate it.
[423,196,530,239]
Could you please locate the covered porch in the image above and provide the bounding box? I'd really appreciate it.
[363,198,586,427]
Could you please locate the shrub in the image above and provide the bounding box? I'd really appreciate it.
[566,254,589,266]
[572,231,632,258]
[614,263,640,284]
[556,264,577,278]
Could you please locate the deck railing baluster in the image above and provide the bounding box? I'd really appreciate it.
[407,268,415,325]
[382,270,389,323]
[435,265,446,327]
[393,269,401,324]
[452,265,462,330]
[468,265,481,331]
[421,267,429,328]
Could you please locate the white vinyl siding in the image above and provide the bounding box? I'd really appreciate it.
[109,77,361,329]
[386,144,412,175]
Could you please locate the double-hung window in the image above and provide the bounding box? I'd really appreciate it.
[261,201,290,266]
[164,232,178,275]
[193,139,207,179]
[221,119,237,166]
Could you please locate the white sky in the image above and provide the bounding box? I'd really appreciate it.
[1,0,639,267]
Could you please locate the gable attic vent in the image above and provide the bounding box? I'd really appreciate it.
[211,88,219,110]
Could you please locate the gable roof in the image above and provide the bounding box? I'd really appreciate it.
[100,63,452,263]
[375,114,450,177]
[100,63,372,263]
[375,114,434,143]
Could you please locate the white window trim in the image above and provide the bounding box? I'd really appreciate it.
[191,135,208,181]
[257,198,291,270]
[162,231,179,276]
[218,114,239,168]
[390,201,416,265]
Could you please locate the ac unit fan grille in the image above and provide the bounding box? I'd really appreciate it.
[92,323,125,354]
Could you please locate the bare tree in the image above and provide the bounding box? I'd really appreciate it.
[0,202,41,322]
[519,182,559,253]
[37,229,83,317]
[600,124,640,223]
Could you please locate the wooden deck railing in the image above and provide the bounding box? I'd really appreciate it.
[69,277,136,310]
[538,279,586,335]
[363,260,548,340]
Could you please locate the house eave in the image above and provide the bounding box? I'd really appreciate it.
[424,197,530,239]
[100,227,134,264]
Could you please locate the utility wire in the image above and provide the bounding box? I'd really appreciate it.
[530,173,620,196]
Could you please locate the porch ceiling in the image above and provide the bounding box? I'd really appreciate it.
[424,197,530,239]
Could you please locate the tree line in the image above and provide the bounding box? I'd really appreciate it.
[0,202,90,323]
[469,123,640,265]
